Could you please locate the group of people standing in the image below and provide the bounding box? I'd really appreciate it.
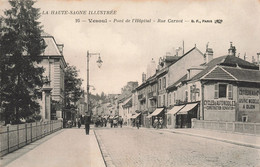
[109,116,123,128]
[153,117,164,129]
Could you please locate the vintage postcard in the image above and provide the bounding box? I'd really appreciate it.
[0,0,260,167]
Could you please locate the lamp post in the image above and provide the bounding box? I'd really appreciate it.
[86,51,103,117]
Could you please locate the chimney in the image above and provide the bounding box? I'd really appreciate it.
[175,47,182,56]
[147,58,156,78]
[57,44,64,55]
[204,43,213,64]
[228,42,236,56]
[244,53,247,61]
[142,72,146,83]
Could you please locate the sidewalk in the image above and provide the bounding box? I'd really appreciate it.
[0,127,106,167]
[162,128,260,149]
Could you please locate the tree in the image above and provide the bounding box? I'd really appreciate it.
[0,0,45,124]
[64,64,83,109]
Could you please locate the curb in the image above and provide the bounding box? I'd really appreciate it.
[94,130,116,167]
[93,130,108,167]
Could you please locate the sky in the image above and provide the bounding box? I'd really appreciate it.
[1,0,260,94]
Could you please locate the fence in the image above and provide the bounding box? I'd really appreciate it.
[0,120,63,157]
[192,119,260,135]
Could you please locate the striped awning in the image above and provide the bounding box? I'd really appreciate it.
[147,108,164,118]
[167,105,185,115]
[177,103,198,115]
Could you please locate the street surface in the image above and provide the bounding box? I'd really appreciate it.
[95,127,260,167]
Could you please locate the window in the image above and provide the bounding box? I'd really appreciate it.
[242,115,248,122]
[190,86,193,101]
[185,91,188,102]
[163,95,165,106]
[158,96,161,107]
[163,77,166,88]
[159,79,161,90]
[173,92,176,104]
[214,83,233,99]
[169,94,171,105]
[219,84,227,98]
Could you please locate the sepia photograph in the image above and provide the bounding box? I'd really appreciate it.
[0,0,260,166]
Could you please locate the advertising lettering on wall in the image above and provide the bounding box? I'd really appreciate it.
[239,87,260,112]
[204,100,236,111]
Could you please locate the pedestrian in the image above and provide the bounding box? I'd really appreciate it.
[110,117,113,128]
[77,117,81,128]
[159,117,163,129]
[119,116,123,128]
[154,117,159,129]
[104,118,107,127]
[136,119,140,129]
[113,118,118,128]
[84,114,91,135]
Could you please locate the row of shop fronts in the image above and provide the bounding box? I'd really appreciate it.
[121,43,260,129]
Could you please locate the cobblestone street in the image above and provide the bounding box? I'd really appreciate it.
[95,127,260,167]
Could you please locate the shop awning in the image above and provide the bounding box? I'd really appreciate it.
[177,103,198,115]
[167,105,185,115]
[147,108,164,118]
[131,113,141,119]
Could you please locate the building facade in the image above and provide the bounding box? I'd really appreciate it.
[167,44,260,129]
[39,32,67,120]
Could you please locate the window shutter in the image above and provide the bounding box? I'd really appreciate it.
[173,92,176,104]
[228,84,233,100]
[190,86,193,101]
[214,84,219,99]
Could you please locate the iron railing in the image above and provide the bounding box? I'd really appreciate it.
[0,120,62,157]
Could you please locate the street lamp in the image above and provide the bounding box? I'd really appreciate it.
[86,51,103,117]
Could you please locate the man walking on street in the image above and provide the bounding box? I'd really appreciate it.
[84,114,91,135]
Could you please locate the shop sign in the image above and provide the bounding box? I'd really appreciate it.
[239,87,260,112]
[204,99,236,111]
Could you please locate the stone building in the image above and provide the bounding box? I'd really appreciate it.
[39,32,67,120]
[167,43,260,128]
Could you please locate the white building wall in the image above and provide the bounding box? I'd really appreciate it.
[168,48,204,87]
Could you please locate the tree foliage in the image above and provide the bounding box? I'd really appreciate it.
[64,64,83,109]
[0,0,45,124]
